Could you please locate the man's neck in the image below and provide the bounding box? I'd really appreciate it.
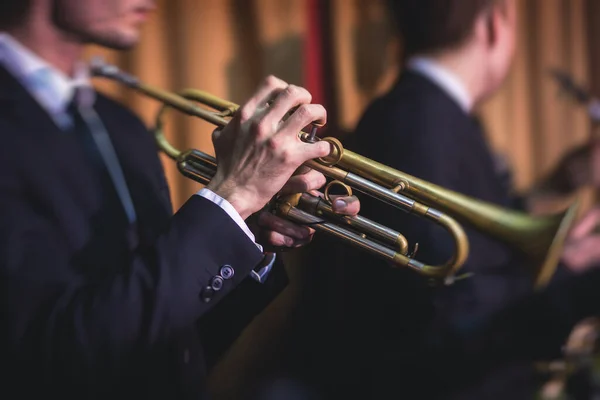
[7,22,84,77]
[415,50,488,109]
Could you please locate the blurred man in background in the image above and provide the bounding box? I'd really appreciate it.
[297,0,600,398]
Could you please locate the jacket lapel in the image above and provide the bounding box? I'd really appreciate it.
[0,65,109,251]
[0,64,171,253]
[0,65,63,136]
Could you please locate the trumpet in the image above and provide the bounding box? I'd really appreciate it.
[537,317,600,399]
[91,57,579,288]
[549,68,600,123]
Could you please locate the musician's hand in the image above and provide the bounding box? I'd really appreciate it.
[207,75,331,219]
[540,140,600,195]
[562,208,600,273]
[250,169,360,250]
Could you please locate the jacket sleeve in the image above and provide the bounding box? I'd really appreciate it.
[197,255,289,369]
[1,183,265,382]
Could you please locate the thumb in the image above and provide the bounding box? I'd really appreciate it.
[329,194,361,216]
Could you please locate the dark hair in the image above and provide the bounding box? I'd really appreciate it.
[387,0,499,58]
[0,0,33,29]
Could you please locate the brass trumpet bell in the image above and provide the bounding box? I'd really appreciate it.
[317,141,580,288]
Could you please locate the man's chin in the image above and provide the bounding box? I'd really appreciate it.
[90,31,140,51]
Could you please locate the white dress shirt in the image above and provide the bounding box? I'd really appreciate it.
[406,56,473,114]
[0,33,274,281]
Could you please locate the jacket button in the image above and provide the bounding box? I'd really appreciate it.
[220,265,235,280]
[200,286,214,303]
[210,276,224,291]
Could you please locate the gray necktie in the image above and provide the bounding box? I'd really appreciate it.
[69,87,137,225]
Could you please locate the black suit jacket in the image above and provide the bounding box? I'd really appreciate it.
[352,70,528,283]
[0,66,286,399]
[314,70,563,398]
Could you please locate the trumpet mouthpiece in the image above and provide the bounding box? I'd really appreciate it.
[89,56,139,87]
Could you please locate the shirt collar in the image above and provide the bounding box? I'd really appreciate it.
[406,56,473,113]
[0,32,95,114]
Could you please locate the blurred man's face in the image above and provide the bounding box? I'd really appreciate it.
[492,0,517,86]
[477,0,517,101]
[53,0,156,49]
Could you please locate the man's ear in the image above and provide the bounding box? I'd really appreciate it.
[472,5,498,48]
[486,8,499,47]
[487,0,511,47]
